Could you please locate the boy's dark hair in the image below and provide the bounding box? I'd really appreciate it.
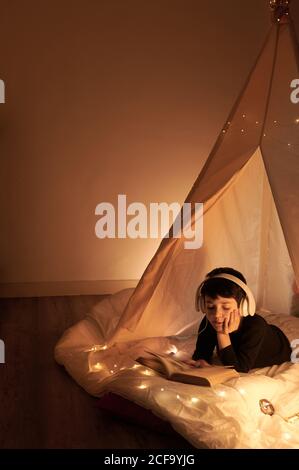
[201,267,247,306]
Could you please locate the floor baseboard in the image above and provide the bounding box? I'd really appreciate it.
[0,279,139,298]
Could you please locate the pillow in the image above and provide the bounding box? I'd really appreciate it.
[96,392,177,436]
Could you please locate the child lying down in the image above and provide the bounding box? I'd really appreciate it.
[187,267,291,373]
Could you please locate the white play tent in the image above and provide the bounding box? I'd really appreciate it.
[106,2,299,346]
[55,2,299,449]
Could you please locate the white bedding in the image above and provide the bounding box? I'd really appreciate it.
[55,288,299,449]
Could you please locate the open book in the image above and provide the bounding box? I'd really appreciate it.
[136,350,239,387]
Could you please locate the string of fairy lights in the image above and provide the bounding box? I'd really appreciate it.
[87,342,299,443]
[220,114,299,154]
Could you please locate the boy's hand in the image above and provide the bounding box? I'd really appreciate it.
[222,309,240,334]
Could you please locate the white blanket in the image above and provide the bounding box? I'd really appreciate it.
[55,289,299,449]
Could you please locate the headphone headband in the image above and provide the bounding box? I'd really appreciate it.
[195,273,256,316]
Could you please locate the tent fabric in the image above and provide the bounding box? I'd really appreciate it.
[108,20,299,345]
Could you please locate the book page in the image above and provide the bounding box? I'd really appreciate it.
[137,350,239,386]
[140,351,186,377]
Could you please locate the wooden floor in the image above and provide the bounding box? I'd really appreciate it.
[0,295,193,449]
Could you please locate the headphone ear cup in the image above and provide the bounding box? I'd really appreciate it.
[195,282,205,312]
[195,286,201,311]
[239,298,244,316]
[200,295,206,314]
[240,297,249,317]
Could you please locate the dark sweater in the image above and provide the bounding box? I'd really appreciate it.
[192,314,291,373]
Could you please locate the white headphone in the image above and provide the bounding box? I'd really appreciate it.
[195,273,256,317]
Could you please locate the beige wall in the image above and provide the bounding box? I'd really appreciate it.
[0,0,297,296]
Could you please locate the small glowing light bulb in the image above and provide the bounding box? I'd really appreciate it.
[110,370,114,374]
[176,394,180,400]
[191,397,199,403]
[274,120,277,124]
[263,133,266,137]
[255,121,259,125]
[241,129,245,133]
[169,345,178,354]
[138,384,147,389]
[222,129,226,133]
[92,344,107,351]
[114,364,117,368]
[295,118,299,124]
[242,114,246,118]
[160,388,165,392]
[288,143,291,147]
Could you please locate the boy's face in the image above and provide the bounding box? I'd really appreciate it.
[205,295,239,332]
